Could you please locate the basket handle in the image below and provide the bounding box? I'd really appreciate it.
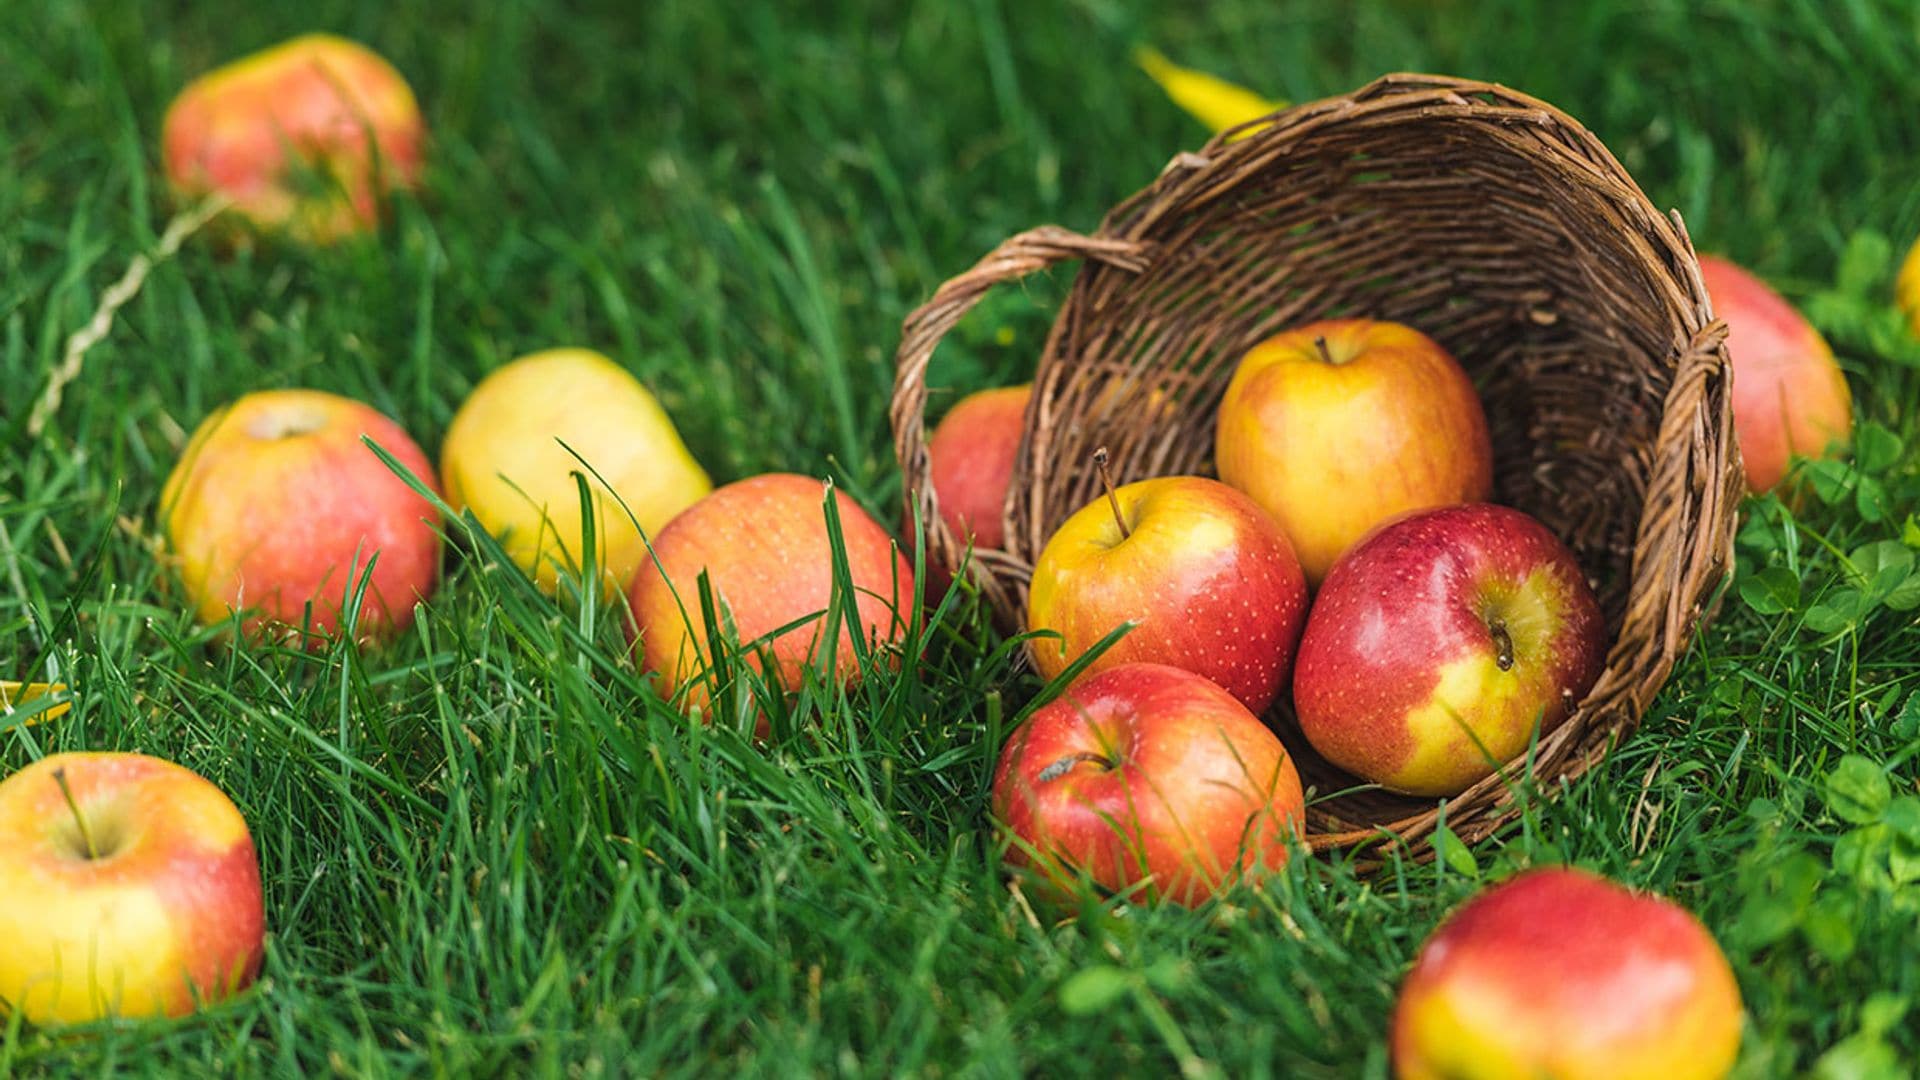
[890,226,1151,616]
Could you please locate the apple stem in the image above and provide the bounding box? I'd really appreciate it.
[1313,336,1334,365]
[51,767,99,861]
[1489,618,1515,672]
[1093,447,1131,539]
[1038,750,1118,782]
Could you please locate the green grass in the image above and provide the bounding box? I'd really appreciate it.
[6,0,1920,1074]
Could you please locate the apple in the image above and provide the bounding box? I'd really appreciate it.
[627,473,915,710]
[1899,234,1920,339]
[1392,867,1742,1080]
[1216,318,1493,583]
[1697,255,1853,494]
[1026,467,1307,714]
[992,662,1305,906]
[1292,503,1605,797]
[0,752,265,1025]
[928,384,1030,552]
[162,33,425,243]
[161,388,441,644]
[442,348,712,595]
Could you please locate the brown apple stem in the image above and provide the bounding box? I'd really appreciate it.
[1489,618,1515,672]
[51,767,99,861]
[1313,336,1334,365]
[1093,447,1131,539]
[1038,750,1118,782]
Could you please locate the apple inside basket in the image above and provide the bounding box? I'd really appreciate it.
[892,74,1742,862]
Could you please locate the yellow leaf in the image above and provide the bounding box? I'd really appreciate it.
[1134,46,1285,139]
[1,681,70,725]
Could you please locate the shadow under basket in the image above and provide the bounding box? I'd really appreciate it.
[891,74,1744,863]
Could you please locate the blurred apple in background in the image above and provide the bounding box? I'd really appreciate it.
[162,389,440,644]
[163,33,425,243]
[1026,471,1307,714]
[928,384,1030,552]
[1216,318,1492,583]
[1900,234,1920,339]
[0,753,265,1025]
[628,473,914,711]
[1292,503,1605,797]
[1392,867,1742,1080]
[1698,255,1852,494]
[993,663,1304,907]
[441,348,712,595]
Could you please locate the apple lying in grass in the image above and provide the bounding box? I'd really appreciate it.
[162,389,441,644]
[162,33,425,243]
[1293,503,1605,797]
[0,753,265,1025]
[628,473,914,711]
[1392,868,1742,1080]
[1698,255,1853,494]
[1026,463,1307,714]
[442,348,712,594]
[1899,234,1920,339]
[993,663,1305,906]
[1216,318,1492,583]
[928,384,1030,552]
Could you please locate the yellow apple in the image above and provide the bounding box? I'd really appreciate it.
[441,348,712,595]
[162,33,425,243]
[0,753,265,1025]
[1216,318,1493,583]
[1900,233,1920,339]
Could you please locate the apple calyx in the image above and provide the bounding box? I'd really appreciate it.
[50,767,101,861]
[1488,617,1515,671]
[1092,447,1131,540]
[1036,749,1118,782]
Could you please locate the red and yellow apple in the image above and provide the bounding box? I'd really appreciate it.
[162,33,425,243]
[1698,255,1852,494]
[992,662,1305,906]
[1393,867,1742,1080]
[441,348,712,595]
[161,388,441,644]
[628,473,915,709]
[1027,475,1307,714]
[1292,503,1605,797]
[0,753,265,1025]
[1216,318,1492,583]
[928,384,1030,552]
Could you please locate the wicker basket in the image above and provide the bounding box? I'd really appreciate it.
[890,74,1743,860]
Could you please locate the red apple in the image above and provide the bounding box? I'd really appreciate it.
[1026,473,1307,714]
[928,384,1030,552]
[1292,503,1605,797]
[1393,868,1742,1080]
[162,34,426,243]
[161,389,441,644]
[1216,318,1492,583]
[0,753,265,1025]
[628,473,915,710]
[1698,254,1853,493]
[992,662,1305,906]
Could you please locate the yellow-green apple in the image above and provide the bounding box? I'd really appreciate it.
[1900,234,1920,339]
[1698,255,1852,494]
[1292,503,1604,797]
[928,384,1030,552]
[441,348,712,595]
[0,753,265,1025]
[1216,318,1492,583]
[161,389,440,644]
[1392,867,1742,1080]
[992,662,1305,906]
[1026,471,1306,714]
[627,473,914,711]
[162,33,425,244]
